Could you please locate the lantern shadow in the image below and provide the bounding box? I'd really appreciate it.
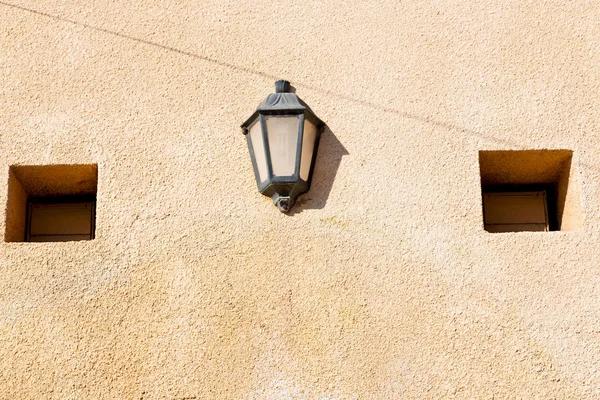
[289,126,348,214]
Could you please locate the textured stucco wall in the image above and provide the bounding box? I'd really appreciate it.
[1,1,600,398]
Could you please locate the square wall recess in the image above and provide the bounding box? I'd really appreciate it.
[479,150,582,232]
[5,165,98,242]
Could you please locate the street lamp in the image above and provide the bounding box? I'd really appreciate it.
[242,80,324,212]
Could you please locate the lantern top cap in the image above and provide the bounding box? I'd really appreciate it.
[241,80,324,130]
[275,80,291,93]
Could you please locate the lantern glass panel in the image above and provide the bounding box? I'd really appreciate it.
[300,119,317,181]
[249,120,268,183]
[266,115,299,177]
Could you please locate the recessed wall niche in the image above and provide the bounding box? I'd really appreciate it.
[479,150,582,232]
[5,164,98,242]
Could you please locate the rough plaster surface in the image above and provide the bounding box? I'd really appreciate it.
[1,0,600,398]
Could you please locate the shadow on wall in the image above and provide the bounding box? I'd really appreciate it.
[290,127,348,214]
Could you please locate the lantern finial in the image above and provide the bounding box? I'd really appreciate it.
[275,80,291,93]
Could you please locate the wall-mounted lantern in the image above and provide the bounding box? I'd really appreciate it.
[242,80,324,212]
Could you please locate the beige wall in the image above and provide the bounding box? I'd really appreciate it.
[1,1,600,398]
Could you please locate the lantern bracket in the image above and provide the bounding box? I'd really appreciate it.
[274,195,292,213]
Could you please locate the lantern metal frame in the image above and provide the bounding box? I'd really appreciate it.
[242,80,324,212]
